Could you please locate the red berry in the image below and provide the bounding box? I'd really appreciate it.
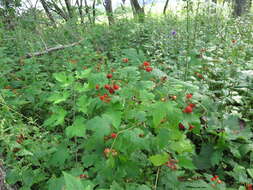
[178,123,185,130]
[246,184,253,190]
[104,84,110,90]
[189,103,196,108]
[123,58,129,63]
[217,180,222,184]
[111,133,117,139]
[79,174,88,179]
[183,106,193,113]
[104,148,110,155]
[145,67,153,72]
[189,125,195,130]
[171,95,177,100]
[186,93,193,99]
[99,96,105,101]
[143,61,150,67]
[107,74,113,79]
[104,93,108,97]
[197,73,204,79]
[214,175,219,179]
[211,177,216,181]
[95,84,99,89]
[113,84,120,90]
[109,88,115,94]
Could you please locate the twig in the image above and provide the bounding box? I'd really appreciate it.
[23,39,84,58]
[154,167,160,190]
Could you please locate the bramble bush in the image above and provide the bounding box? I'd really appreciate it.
[0,13,253,190]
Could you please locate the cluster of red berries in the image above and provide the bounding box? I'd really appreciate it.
[211,175,222,184]
[104,133,117,141]
[165,159,178,170]
[104,84,120,94]
[96,73,120,103]
[178,123,195,131]
[142,61,153,72]
[104,148,118,157]
[183,94,196,114]
[99,93,111,103]
[79,174,88,179]
[122,58,129,63]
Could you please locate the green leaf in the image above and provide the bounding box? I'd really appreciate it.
[169,138,194,154]
[149,153,168,166]
[156,128,170,148]
[50,145,70,167]
[63,172,84,190]
[152,102,170,128]
[76,69,92,79]
[178,156,195,169]
[77,95,89,113]
[228,165,249,183]
[44,106,67,127]
[53,72,74,87]
[139,90,154,102]
[76,82,89,93]
[193,144,214,169]
[48,91,70,104]
[102,110,122,128]
[211,150,223,166]
[48,177,65,190]
[86,116,111,140]
[65,116,86,138]
[247,168,253,179]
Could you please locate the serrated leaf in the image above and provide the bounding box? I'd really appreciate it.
[44,107,67,127]
[86,116,111,140]
[63,172,84,190]
[178,156,195,169]
[77,95,89,113]
[102,111,122,128]
[149,153,168,166]
[50,145,70,166]
[53,72,74,87]
[76,69,92,79]
[152,102,170,128]
[169,138,194,154]
[48,91,70,104]
[193,144,214,169]
[65,116,86,138]
[211,150,223,166]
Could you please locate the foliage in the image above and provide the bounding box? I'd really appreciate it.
[0,4,253,190]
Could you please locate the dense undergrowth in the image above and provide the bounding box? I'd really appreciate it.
[0,11,253,190]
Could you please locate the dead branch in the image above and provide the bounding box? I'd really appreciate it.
[24,39,84,59]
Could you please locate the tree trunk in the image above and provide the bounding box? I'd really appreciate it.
[163,0,169,15]
[49,1,69,21]
[233,0,250,16]
[40,0,56,24]
[76,0,84,24]
[130,0,145,22]
[104,0,114,25]
[84,0,92,24]
[64,0,73,19]
[92,0,96,24]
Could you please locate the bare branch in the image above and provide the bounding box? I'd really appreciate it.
[24,39,84,59]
